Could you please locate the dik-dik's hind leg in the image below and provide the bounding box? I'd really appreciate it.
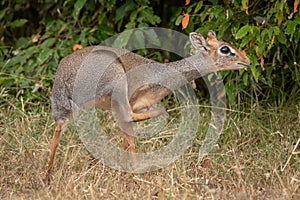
[45,119,69,183]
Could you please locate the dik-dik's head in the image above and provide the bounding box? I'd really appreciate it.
[189,30,251,71]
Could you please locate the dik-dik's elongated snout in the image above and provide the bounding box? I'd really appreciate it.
[214,42,251,71]
[212,42,252,71]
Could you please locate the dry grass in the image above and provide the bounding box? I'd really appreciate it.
[0,96,299,200]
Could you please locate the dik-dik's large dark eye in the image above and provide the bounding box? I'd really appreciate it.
[219,45,236,56]
[220,46,230,54]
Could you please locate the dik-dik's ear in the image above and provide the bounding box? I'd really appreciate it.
[189,32,211,52]
[206,30,218,47]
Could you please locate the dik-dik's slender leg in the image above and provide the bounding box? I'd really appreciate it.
[45,119,69,183]
[118,119,135,152]
[113,76,167,153]
[130,109,167,122]
[112,99,166,171]
[122,130,135,152]
[117,107,166,168]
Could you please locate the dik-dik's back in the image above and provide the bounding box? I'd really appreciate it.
[52,45,155,122]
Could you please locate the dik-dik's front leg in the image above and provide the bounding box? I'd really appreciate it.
[112,79,167,153]
[112,98,166,153]
[113,96,166,169]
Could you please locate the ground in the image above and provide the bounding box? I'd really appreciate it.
[0,96,299,199]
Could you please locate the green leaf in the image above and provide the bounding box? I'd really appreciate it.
[0,77,15,87]
[175,15,183,26]
[132,29,145,48]
[241,0,248,11]
[286,20,297,35]
[218,21,231,38]
[252,26,260,38]
[16,37,29,48]
[130,10,138,23]
[0,8,6,21]
[38,48,53,64]
[194,1,203,13]
[277,31,287,44]
[11,19,28,28]
[225,81,236,104]
[115,1,136,22]
[40,38,56,49]
[240,35,252,48]
[138,7,161,25]
[242,72,248,86]
[250,64,260,83]
[236,25,251,39]
[272,26,280,35]
[144,29,160,46]
[294,15,300,24]
[22,46,36,60]
[209,0,219,5]
[58,22,68,34]
[275,0,284,25]
[125,21,135,29]
[261,29,268,42]
[73,0,87,19]
[207,73,214,82]
[267,28,273,39]
[5,55,26,68]
[112,30,133,48]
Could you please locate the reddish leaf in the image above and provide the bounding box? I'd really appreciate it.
[249,40,254,47]
[294,0,299,13]
[32,33,41,43]
[277,11,284,26]
[185,0,191,6]
[182,13,190,30]
[257,52,265,71]
[73,44,83,51]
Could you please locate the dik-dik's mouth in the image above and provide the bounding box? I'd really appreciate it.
[237,62,251,68]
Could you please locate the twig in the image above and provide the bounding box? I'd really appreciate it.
[281,137,300,172]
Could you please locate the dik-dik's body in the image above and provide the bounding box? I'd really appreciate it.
[46,31,251,181]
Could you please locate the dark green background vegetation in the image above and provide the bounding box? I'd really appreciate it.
[0,0,299,108]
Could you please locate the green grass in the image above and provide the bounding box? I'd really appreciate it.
[0,92,299,199]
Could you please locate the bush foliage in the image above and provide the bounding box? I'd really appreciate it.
[0,0,299,108]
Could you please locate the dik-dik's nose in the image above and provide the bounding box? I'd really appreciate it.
[241,50,252,66]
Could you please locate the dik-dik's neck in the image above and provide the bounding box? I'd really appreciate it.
[165,54,215,82]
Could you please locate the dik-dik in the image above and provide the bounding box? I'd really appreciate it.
[46,30,251,180]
